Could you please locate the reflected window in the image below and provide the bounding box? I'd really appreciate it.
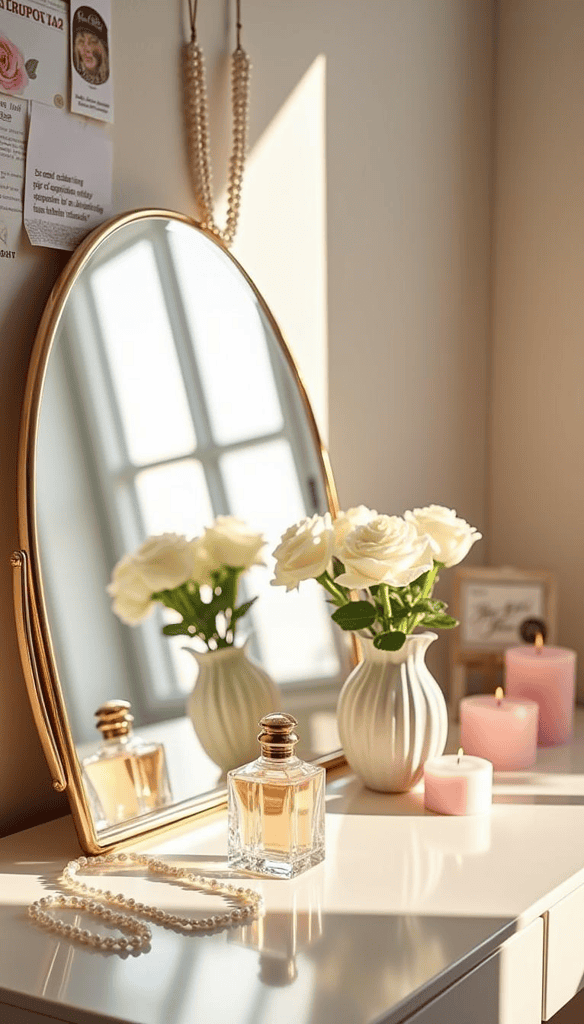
[171,229,285,445]
[92,241,196,466]
[135,460,213,537]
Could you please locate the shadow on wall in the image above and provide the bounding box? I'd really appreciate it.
[0,252,70,839]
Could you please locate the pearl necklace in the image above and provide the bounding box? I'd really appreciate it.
[28,851,262,952]
[184,0,251,247]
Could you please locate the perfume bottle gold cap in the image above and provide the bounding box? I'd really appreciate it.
[95,700,134,740]
[258,713,299,759]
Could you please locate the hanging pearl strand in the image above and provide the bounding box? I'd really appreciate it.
[28,851,262,952]
[184,0,251,247]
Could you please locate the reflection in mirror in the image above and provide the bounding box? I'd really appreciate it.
[35,214,350,836]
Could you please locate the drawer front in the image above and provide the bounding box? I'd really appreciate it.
[406,918,543,1024]
[544,880,584,1019]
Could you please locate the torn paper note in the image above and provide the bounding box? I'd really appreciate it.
[24,101,112,250]
[0,92,26,214]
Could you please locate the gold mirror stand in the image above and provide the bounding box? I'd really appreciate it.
[11,549,66,793]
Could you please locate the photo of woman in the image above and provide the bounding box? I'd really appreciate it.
[72,6,109,85]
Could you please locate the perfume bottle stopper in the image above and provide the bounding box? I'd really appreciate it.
[258,713,299,759]
[95,699,134,739]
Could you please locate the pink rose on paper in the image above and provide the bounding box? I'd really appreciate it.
[0,35,28,95]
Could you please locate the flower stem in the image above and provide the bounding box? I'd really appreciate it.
[316,571,349,607]
[379,584,392,631]
[405,561,442,633]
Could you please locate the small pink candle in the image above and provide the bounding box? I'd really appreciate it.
[460,689,539,770]
[505,640,576,746]
[424,750,492,815]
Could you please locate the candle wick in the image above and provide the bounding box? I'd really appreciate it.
[457,746,463,765]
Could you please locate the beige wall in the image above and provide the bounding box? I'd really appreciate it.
[0,1,494,834]
[490,0,584,695]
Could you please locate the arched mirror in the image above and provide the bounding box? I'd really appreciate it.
[13,210,352,853]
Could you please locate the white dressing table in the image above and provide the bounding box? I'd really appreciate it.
[4,713,584,1024]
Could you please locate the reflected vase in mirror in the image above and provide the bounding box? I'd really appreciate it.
[186,644,279,772]
[108,519,280,774]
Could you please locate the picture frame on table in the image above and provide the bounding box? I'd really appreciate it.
[449,566,557,717]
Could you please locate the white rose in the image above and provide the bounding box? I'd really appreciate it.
[189,535,216,585]
[132,533,195,591]
[335,515,434,589]
[405,505,482,567]
[203,516,265,570]
[333,505,377,553]
[271,513,334,591]
[107,555,155,625]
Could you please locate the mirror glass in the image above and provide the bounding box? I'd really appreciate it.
[35,213,351,835]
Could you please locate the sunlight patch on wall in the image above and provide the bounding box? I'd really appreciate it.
[227,55,328,441]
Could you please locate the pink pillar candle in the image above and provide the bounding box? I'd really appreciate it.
[460,694,539,770]
[424,754,492,815]
[505,645,576,746]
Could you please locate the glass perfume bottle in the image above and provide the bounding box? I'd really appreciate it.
[82,700,172,828]
[227,712,325,878]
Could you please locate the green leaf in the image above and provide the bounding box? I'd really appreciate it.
[376,596,410,620]
[331,601,376,631]
[373,631,407,651]
[332,556,345,579]
[231,597,257,623]
[162,623,191,636]
[405,601,436,617]
[423,614,458,629]
[25,58,38,79]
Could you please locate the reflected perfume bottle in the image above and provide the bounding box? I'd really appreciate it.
[81,700,172,828]
[227,713,325,879]
[231,864,324,986]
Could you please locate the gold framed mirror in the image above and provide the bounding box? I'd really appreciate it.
[12,209,352,853]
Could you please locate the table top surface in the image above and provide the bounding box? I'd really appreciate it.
[3,712,584,1024]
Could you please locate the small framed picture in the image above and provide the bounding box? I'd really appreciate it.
[449,567,557,714]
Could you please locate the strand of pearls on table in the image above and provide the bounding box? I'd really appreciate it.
[28,851,262,952]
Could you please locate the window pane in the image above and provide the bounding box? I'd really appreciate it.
[168,227,284,445]
[222,438,307,538]
[162,615,200,698]
[221,440,340,683]
[91,240,196,465]
[246,572,340,684]
[135,459,213,537]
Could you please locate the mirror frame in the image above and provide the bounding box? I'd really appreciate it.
[12,208,349,854]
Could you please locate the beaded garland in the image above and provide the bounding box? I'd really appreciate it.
[184,0,251,247]
[28,851,262,953]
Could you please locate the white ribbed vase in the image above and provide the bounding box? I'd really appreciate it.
[337,632,448,792]
[186,645,280,773]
